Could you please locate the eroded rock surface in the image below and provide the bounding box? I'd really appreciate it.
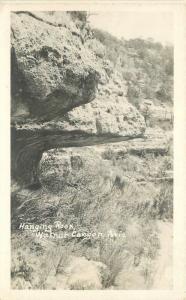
[11,11,173,291]
[11,11,146,187]
[45,256,109,289]
[11,11,102,120]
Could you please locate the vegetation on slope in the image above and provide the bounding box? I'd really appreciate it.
[11,12,173,290]
[92,28,173,107]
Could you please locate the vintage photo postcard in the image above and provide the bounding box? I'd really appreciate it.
[0,1,186,299]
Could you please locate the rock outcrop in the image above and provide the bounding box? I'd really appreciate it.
[45,256,109,289]
[11,11,145,188]
[11,11,173,291]
[38,129,172,202]
[11,11,102,121]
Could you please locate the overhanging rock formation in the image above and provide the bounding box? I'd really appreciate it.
[11,11,146,188]
[11,11,102,120]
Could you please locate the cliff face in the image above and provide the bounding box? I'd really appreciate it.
[11,11,145,187]
[11,11,102,120]
[11,11,173,290]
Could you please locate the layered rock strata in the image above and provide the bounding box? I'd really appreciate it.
[11,11,145,188]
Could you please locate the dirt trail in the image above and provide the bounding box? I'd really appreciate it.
[152,221,173,289]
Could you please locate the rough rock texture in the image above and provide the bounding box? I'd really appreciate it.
[11,11,173,291]
[53,73,145,137]
[11,11,146,188]
[45,256,109,289]
[12,99,145,188]
[38,129,172,200]
[39,147,124,199]
[11,11,102,121]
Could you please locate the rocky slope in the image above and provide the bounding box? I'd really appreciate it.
[11,11,173,290]
[11,11,145,188]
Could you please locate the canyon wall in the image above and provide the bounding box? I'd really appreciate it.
[11,11,145,188]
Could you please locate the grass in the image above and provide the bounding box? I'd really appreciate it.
[11,141,173,289]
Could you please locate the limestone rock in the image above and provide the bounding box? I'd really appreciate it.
[11,11,102,121]
[11,11,146,188]
[54,73,145,137]
[39,147,116,196]
[45,256,108,289]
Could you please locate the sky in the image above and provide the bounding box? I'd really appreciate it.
[89,12,174,45]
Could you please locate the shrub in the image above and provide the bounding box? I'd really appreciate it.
[150,183,173,220]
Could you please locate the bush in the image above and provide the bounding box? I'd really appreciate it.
[94,29,173,107]
[150,183,173,220]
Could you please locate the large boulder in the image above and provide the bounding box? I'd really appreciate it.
[11,11,102,121]
[11,71,145,187]
[11,11,146,188]
[39,147,121,196]
[45,256,108,289]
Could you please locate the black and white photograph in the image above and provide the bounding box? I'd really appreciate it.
[10,9,174,290]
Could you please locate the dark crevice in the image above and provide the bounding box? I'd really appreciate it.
[11,127,144,189]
